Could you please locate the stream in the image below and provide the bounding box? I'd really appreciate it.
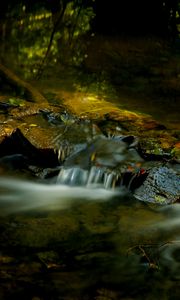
[0,81,180,299]
[0,168,180,299]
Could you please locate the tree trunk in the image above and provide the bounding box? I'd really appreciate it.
[0,63,47,103]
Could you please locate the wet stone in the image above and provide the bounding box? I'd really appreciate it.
[138,137,173,157]
[134,166,180,204]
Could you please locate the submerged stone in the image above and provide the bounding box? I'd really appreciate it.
[134,166,180,204]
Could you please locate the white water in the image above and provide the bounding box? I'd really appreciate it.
[57,167,89,186]
[0,176,180,280]
[0,177,124,215]
[57,166,119,189]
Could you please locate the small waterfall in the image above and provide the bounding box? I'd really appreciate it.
[86,166,104,186]
[104,172,116,189]
[55,135,144,190]
[57,167,89,186]
[57,166,119,189]
[57,166,105,187]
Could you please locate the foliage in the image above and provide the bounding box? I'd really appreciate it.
[54,2,95,66]
[8,97,25,106]
[0,1,95,77]
[0,0,180,78]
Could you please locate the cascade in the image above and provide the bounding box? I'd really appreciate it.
[57,165,120,189]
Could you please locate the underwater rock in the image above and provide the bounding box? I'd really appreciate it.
[134,166,180,204]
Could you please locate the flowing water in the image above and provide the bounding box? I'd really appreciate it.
[0,176,122,214]
[0,79,180,299]
[0,169,180,299]
[0,134,180,299]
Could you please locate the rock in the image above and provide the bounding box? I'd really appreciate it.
[138,136,174,158]
[0,128,59,168]
[171,142,180,160]
[134,166,180,204]
[64,136,143,169]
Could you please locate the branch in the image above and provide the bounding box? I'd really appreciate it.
[36,3,67,79]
